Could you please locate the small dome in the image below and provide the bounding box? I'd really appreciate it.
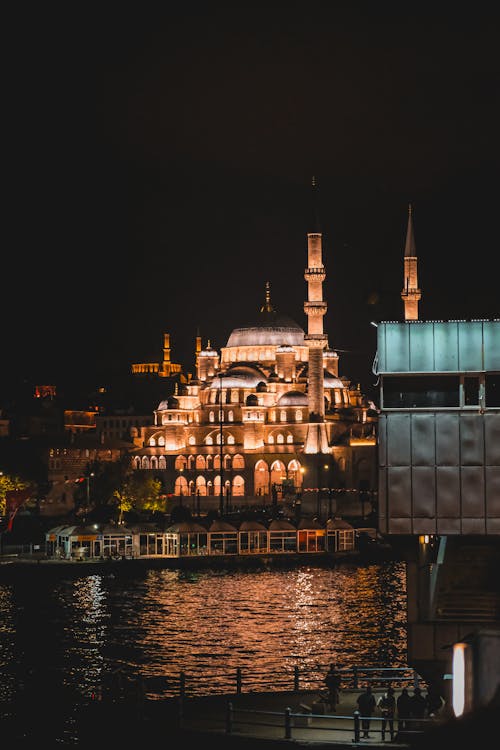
[277,390,308,406]
[324,372,345,389]
[246,394,259,406]
[323,348,338,358]
[157,395,179,410]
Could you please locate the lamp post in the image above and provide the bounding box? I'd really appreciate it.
[86,472,94,507]
[219,373,224,517]
[179,466,184,507]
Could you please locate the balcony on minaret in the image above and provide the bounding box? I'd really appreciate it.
[401,286,421,300]
[304,267,326,283]
[304,301,327,316]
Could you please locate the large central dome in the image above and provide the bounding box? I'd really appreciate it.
[226,310,305,348]
[226,282,305,348]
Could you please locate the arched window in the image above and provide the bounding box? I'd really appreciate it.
[158,435,165,446]
[207,480,214,496]
[188,435,196,445]
[228,410,234,422]
[206,455,213,470]
[149,437,156,446]
[270,410,276,422]
[141,456,149,469]
[233,454,245,469]
[280,410,287,422]
[174,476,188,496]
[196,475,207,496]
[209,411,215,422]
[270,460,286,487]
[288,459,302,487]
[232,475,245,496]
[224,454,231,469]
[227,434,235,445]
[205,436,213,445]
[295,409,303,422]
[254,459,269,497]
[150,456,158,469]
[231,389,239,403]
[214,455,221,470]
[133,456,141,469]
[277,433,284,444]
[286,434,293,444]
[189,480,195,495]
[196,455,206,470]
[175,455,187,470]
[187,455,195,470]
[159,456,166,469]
[268,435,275,444]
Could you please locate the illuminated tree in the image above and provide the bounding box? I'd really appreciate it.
[0,473,32,516]
[113,474,163,524]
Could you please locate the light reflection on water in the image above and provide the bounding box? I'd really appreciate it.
[0,562,407,740]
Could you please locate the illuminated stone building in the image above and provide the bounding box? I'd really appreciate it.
[131,332,185,379]
[130,183,378,513]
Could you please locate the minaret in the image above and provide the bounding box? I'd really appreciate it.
[401,204,421,321]
[160,332,172,376]
[304,177,329,453]
[195,328,202,371]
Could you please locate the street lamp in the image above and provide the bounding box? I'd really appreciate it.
[179,466,184,507]
[219,373,224,517]
[86,472,95,507]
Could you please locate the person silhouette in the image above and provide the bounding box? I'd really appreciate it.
[357,685,376,738]
[324,663,341,711]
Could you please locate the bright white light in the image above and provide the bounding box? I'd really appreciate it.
[452,642,466,717]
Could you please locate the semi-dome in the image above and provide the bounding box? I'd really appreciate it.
[209,364,268,389]
[324,372,346,389]
[277,390,308,406]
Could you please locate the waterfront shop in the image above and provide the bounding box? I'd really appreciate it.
[45,516,358,561]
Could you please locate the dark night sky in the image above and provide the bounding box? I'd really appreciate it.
[5,5,499,400]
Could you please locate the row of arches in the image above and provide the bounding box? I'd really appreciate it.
[133,454,245,471]
[176,454,245,470]
[175,475,245,496]
[253,459,303,495]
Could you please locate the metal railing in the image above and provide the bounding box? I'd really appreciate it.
[141,664,424,700]
[224,704,439,743]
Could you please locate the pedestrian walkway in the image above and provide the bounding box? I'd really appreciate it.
[141,686,443,748]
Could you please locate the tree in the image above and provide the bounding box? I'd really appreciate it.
[113,473,163,524]
[0,472,32,517]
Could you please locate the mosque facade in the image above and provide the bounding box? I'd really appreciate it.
[130,185,378,512]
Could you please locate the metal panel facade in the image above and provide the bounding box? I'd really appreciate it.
[377,320,498,375]
[484,321,500,370]
[377,320,500,536]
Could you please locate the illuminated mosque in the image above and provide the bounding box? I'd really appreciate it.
[130,182,378,510]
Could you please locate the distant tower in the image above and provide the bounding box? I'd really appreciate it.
[304,177,329,453]
[195,328,202,371]
[401,204,421,320]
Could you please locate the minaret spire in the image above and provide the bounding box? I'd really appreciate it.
[260,281,275,313]
[304,177,329,454]
[401,203,421,320]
